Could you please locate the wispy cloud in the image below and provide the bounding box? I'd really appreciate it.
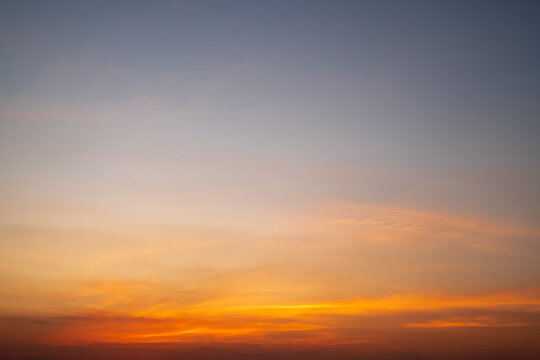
[303,203,540,253]
[5,283,536,346]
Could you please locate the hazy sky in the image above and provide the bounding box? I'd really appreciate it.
[1,1,540,359]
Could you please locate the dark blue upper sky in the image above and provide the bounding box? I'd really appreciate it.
[1,0,540,225]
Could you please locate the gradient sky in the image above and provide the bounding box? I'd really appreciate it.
[1,1,540,359]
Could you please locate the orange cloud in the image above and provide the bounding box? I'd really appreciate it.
[405,318,531,328]
[26,286,539,346]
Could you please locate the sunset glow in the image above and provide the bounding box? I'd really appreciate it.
[1,1,540,359]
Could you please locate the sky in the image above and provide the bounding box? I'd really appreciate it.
[1,0,540,359]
